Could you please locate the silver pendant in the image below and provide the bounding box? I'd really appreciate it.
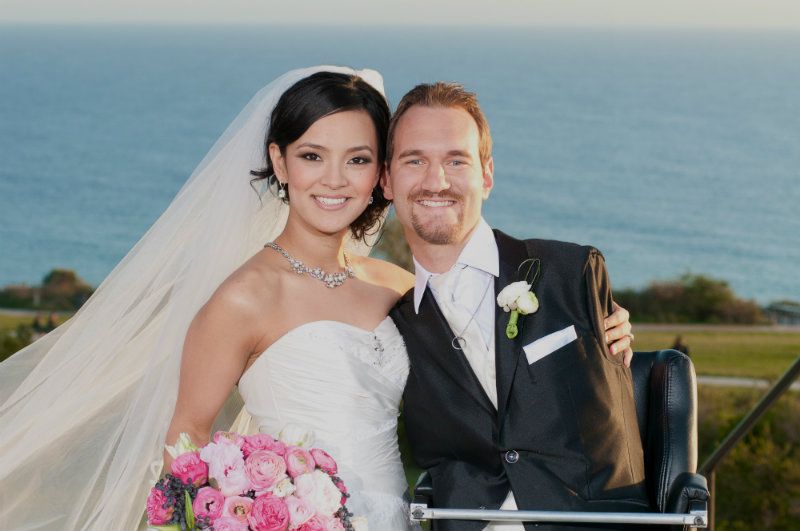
[452,336,466,350]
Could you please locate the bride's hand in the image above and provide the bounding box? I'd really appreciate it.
[604,301,634,367]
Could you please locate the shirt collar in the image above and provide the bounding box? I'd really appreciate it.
[413,217,499,313]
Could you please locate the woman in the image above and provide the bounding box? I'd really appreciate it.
[164,69,415,528]
[0,66,631,530]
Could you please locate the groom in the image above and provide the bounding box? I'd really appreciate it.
[385,83,648,530]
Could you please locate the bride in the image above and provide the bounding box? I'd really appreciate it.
[0,66,631,530]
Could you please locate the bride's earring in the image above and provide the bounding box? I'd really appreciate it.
[277,181,287,199]
[367,195,374,205]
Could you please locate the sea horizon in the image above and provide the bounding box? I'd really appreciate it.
[1,25,798,303]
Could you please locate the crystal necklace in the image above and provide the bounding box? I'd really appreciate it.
[265,242,355,288]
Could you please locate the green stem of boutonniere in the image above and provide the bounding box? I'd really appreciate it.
[506,310,520,339]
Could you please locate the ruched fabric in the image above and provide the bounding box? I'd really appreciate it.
[238,317,412,530]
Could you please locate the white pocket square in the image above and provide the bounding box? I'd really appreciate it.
[523,325,578,365]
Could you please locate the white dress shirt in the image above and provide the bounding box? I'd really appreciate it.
[412,217,523,531]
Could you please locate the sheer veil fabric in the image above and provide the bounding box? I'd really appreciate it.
[0,66,387,530]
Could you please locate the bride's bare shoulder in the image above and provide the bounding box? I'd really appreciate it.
[202,250,283,323]
[354,256,414,296]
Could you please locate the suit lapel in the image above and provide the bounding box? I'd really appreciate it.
[417,289,496,415]
[494,230,531,423]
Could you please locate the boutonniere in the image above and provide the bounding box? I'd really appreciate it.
[496,258,541,339]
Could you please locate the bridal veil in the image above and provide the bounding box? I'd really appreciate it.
[0,65,386,530]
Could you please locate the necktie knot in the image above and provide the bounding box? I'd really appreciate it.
[428,266,464,303]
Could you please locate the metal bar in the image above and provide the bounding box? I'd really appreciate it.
[699,356,800,475]
[409,505,708,527]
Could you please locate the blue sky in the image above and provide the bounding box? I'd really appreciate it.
[2,0,799,28]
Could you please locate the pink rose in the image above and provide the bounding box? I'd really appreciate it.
[248,494,291,531]
[200,441,251,496]
[245,450,287,492]
[295,515,327,531]
[223,495,254,524]
[285,494,315,528]
[285,446,316,478]
[309,449,337,475]
[212,515,250,531]
[145,486,173,525]
[243,434,287,458]
[170,451,208,486]
[192,487,224,522]
[213,431,245,448]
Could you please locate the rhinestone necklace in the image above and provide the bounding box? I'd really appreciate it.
[265,242,355,288]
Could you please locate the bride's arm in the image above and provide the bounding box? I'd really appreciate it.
[163,279,265,468]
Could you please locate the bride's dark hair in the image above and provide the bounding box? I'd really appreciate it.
[250,71,391,241]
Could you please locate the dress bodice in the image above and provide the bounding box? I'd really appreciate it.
[237,316,411,530]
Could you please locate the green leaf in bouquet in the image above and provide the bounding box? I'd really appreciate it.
[184,490,196,529]
[150,526,181,531]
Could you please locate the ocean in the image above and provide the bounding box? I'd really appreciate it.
[1,25,798,303]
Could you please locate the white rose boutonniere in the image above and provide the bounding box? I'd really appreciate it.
[497,258,541,339]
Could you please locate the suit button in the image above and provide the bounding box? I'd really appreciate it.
[504,450,519,464]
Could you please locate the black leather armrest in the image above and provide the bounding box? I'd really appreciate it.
[665,472,709,514]
[631,350,699,511]
[413,471,433,505]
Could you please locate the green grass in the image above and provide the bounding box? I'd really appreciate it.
[0,313,34,333]
[634,328,800,380]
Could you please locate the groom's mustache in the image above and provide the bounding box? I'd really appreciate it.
[409,191,462,203]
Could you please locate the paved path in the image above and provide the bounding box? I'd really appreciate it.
[698,375,800,392]
[636,323,800,333]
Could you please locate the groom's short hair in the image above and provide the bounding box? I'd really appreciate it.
[387,82,492,166]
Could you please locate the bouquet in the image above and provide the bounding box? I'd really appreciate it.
[147,428,364,531]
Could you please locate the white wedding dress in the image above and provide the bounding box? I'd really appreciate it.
[237,316,412,530]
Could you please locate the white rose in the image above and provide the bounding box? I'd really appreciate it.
[516,291,539,315]
[278,423,315,448]
[295,470,343,517]
[273,476,296,497]
[496,281,531,312]
[165,432,199,459]
[351,516,369,531]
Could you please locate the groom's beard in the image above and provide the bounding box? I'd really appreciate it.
[409,191,464,245]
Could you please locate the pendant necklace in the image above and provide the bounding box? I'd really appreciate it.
[451,277,493,350]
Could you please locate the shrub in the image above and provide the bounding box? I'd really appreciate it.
[615,274,764,324]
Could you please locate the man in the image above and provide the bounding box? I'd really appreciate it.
[385,83,647,530]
